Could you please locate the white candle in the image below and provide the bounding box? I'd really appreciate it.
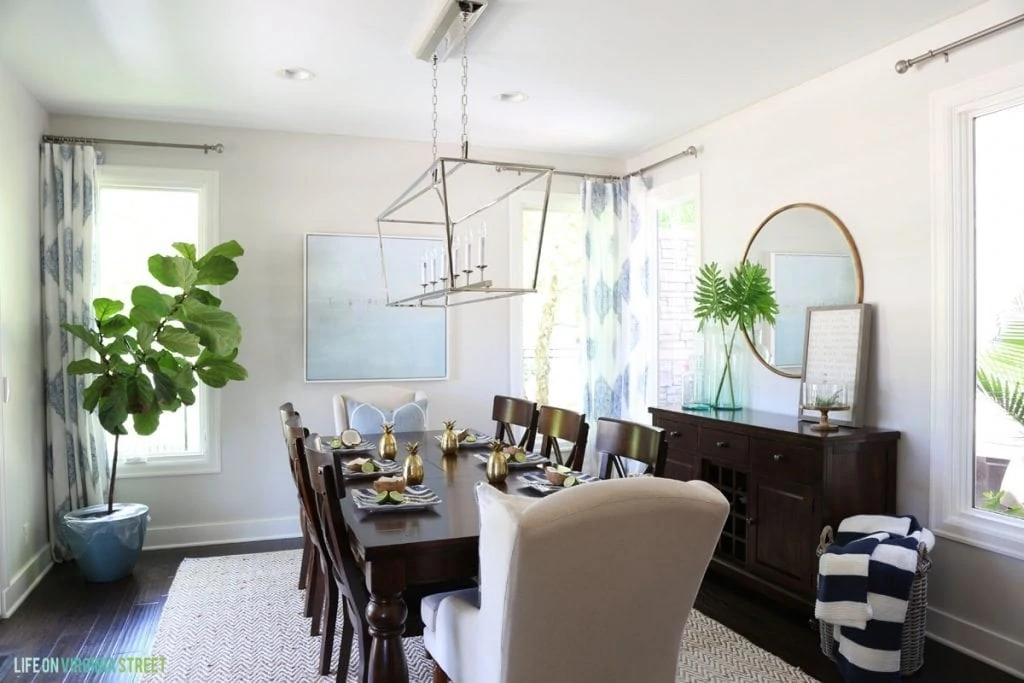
[465,240,472,272]
[429,251,436,282]
[421,255,427,285]
[478,223,487,267]
[453,238,460,277]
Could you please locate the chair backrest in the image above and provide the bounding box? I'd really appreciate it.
[286,419,327,557]
[535,406,589,471]
[594,417,668,479]
[491,396,538,450]
[280,402,298,484]
[333,386,429,433]
[465,479,729,683]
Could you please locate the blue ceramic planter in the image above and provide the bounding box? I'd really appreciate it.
[63,503,149,582]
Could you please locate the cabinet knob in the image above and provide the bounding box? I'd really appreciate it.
[771,453,783,462]
[746,516,757,526]
[669,430,681,437]
[716,440,728,448]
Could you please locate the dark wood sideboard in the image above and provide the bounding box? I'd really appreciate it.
[649,407,900,608]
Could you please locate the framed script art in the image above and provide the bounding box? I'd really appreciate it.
[798,304,872,427]
[304,233,448,382]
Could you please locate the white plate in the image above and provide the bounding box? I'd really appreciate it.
[472,451,548,469]
[520,471,597,494]
[434,432,495,449]
[322,438,376,454]
[350,485,442,513]
[340,458,402,479]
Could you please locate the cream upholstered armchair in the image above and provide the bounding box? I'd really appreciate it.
[422,477,730,683]
[332,386,428,434]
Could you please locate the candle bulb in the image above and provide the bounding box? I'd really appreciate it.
[421,254,428,285]
[478,223,487,268]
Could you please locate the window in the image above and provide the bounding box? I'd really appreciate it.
[653,180,700,407]
[932,68,1024,558]
[512,193,586,410]
[95,167,220,477]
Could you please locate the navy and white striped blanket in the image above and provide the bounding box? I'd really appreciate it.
[815,515,935,683]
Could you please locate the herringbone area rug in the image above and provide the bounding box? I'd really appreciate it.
[143,550,818,682]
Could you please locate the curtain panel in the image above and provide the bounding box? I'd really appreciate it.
[40,143,108,561]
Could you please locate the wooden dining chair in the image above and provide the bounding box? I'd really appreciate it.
[536,405,589,471]
[492,395,539,450]
[280,402,314,598]
[284,416,329,645]
[594,417,668,479]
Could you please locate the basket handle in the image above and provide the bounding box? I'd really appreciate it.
[818,525,835,553]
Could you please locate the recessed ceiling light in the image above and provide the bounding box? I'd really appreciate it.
[497,91,528,103]
[278,67,315,81]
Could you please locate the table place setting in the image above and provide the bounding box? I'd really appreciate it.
[433,429,494,449]
[520,465,598,494]
[339,456,402,480]
[350,477,443,513]
[471,445,547,469]
[319,430,376,455]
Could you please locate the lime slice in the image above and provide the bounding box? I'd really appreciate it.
[329,438,342,449]
[375,491,389,504]
[514,451,528,463]
[556,465,571,473]
[563,476,578,488]
[465,435,477,443]
[361,460,377,473]
[388,491,405,504]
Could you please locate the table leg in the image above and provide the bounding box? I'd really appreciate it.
[365,558,408,683]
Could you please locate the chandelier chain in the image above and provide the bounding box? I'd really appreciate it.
[460,12,469,151]
[431,54,439,162]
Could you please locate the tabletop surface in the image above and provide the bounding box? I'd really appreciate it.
[339,429,550,558]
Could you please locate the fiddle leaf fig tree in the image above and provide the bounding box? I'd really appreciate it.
[62,241,248,515]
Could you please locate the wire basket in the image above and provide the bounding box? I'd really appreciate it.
[816,525,932,676]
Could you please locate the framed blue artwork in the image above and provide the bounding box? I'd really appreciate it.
[304,233,448,381]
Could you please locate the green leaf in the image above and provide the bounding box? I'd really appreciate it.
[98,314,132,338]
[126,374,156,414]
[131,285,172,317]
[194,255,239,286]
[693,263,730,330]
[82,375,112,412]
[220,361,248,381]
[135,321,156,350]
[132,408,160,436]
[177,298,242,356]
[189,288,222,307]
[105,337,130,356]
[67,358,106,375]
[151,369,178,405]
[148,254,198,290]
[62,323,105,354]
[196,240,244,269]
[728,261,779,333]
[97,377,129,434]
[157,327,202,356]
[197,365,229,388]
[92,298,124,322]
[177,385,196,405]
[171,242,197,263]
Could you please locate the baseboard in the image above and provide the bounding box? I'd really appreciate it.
[143,516,302,550]
[1,545,53,618]
[927,606,1024,678]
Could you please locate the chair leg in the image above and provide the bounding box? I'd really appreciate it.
[298,531,312,590]
[319,580,339,675]
[433,662,450,683]
[336,602,354,683]
[310,568,325,637]
[303,550,319,618]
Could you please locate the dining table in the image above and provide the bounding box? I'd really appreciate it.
[338,429,550,683]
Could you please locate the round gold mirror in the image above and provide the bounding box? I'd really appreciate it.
[741,203,863,378]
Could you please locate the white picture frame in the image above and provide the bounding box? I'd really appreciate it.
[304,233,448,382]
[798,304,872,427]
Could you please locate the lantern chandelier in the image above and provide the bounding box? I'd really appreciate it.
[378,4,554,308]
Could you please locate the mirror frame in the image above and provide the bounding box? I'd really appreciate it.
[740,202,864,379]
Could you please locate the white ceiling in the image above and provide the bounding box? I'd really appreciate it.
[0,0,987,157]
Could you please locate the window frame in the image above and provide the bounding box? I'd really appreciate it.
[95,165,222,478]
[930,63,1024,560]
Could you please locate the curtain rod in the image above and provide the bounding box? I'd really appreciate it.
[895,11,1024,73]
[498,144,699,182]
[41,135,224,154]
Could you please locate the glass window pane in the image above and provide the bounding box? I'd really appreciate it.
[96,185,204,459]
[974,102,1024,517]
[657,197,699,407]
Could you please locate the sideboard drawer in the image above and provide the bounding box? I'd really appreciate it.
[751,437,819,485]
[697,427,749,464]
[656,419,698,452]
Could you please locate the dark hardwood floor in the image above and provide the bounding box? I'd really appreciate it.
[0,539,1017,682]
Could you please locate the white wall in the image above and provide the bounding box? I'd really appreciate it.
[629,0,1024,674]
[47,114,619,548]
[0,60,50,616]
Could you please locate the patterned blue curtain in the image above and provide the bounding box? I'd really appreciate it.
[41,143,108,561]
[580,176,654,470]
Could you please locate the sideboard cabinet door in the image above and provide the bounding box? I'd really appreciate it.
[749,477,816,592]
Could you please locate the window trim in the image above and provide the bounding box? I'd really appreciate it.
[96,165,222,478]
[930,62,1024,560]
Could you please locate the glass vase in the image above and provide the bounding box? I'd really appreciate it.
[703,326,747,411]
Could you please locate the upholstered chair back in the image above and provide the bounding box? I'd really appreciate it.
[332,386,428,434]
[433,477,729,682]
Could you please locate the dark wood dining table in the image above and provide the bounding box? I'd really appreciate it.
[339,429,545,683]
